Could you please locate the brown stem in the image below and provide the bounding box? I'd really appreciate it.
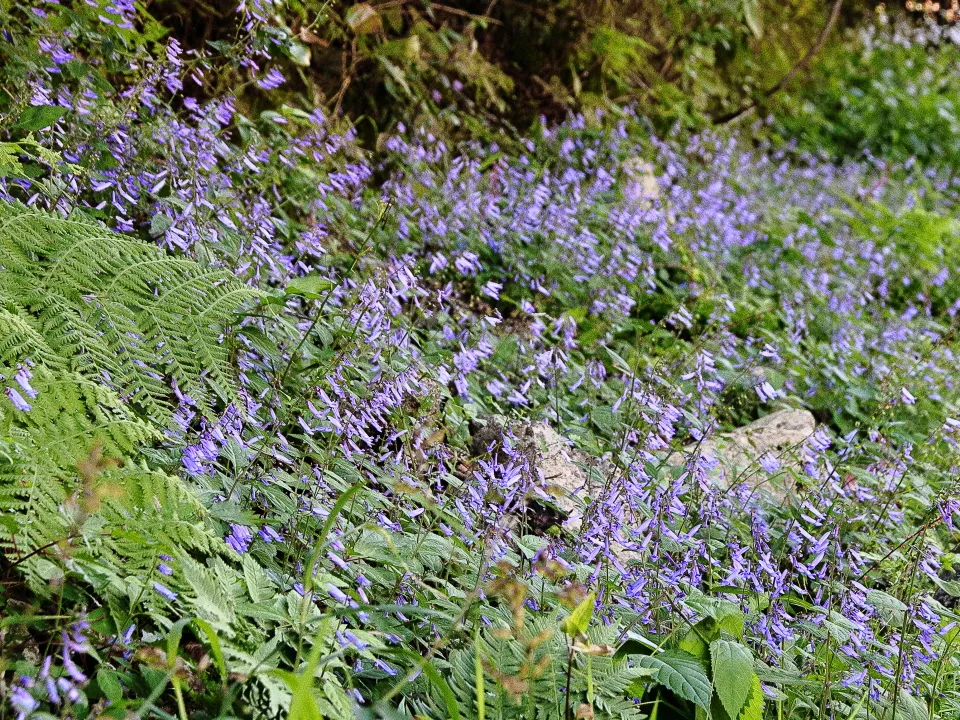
[713,0,845,125]
[4,533,79,574]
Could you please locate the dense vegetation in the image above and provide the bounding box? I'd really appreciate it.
[2,1,960,719]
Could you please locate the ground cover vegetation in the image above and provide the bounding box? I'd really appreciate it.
[2,1,960,719]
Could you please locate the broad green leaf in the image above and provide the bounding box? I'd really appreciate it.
[680,617,717,662]
[590,406,616,433]
[286,274,336,299]
[739,674,763,720]
[719,611,745,638]
[15,105,67,131]
[684,593,745,637]
[892,691,929,720]
[97,669,124,704]
[867,588,908,623]
[634,650,712,710]
[561,592,596,636]
[288,40,312,67]
[149,213,173,237]
[711,640,753,719]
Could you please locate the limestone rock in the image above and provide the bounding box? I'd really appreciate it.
[622,158,660,205]
[520,422,592,519]
[670,408,817,499]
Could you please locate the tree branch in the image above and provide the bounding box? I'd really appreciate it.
[713,0,845,125]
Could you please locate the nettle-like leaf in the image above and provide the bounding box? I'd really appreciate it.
[739,673,764,720]
[710,639,754,719]
[633,650,712,710]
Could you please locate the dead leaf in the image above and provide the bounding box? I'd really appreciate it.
[298,27,329,46]
[346,3,382,34]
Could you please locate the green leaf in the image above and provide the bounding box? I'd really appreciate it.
[590,406,616,434]
[711,640,754,719]
[286,274,336,299]
[679,618,717,662]
[561,592,596,636]
[345,3,382,33]
[303,482,364,595]
[165,616,194,665]
[288,40,312,67]
[684,593,745,638]
[194,618,228,685]
[276,630,330,720]
[150,213,173,237]
[15,105,67,131]
[742,0,763,38]
[419,657,462,720]
[739,674,763,720]
[97,669,124,704]
[867,588,908,623]
[634,650,712,709]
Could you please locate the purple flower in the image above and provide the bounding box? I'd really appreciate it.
[256,68,285,90]
[481,280,503,299]
[153,582,178,601]
[226,524,253,553]
[758,452,781,473]
[11,682,39,717]
[6,387,31,412]
[259,525,283,542]
[755,381,783,403]
[14,363,38,398]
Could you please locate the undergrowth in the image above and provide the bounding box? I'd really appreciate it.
[1,3,960,720]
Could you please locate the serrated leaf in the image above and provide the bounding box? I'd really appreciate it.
[242,555,274,603]
[15,105,67,131]
[634,650,712,709]
[562,592,596,636]
[711,640,753,719]
[867,588,908,623]
[590,405,616,433]
[97,669,124,704]
[739,674,763,720]
[679,618,717,662]
[150,213,173,237]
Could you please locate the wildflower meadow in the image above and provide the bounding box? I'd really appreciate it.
[2,2,960,719]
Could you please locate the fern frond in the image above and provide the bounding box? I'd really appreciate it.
[0,200,260,419]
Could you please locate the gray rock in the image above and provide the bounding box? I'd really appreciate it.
[670,408,817,499]
[521,422,592,520]
[492,410,815,562]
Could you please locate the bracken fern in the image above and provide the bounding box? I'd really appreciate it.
[0,201,259,421]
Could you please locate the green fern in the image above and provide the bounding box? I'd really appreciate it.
[0,200,257,600]
[0,200,259,420]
